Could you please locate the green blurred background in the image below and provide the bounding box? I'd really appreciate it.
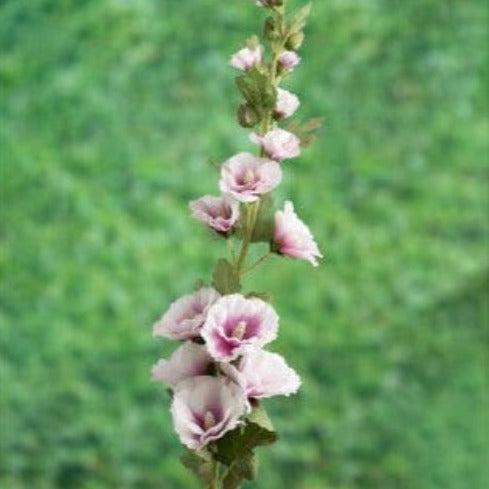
[1,0,488,488]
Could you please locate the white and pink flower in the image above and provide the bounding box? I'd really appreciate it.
[153,287,221,340]
[273,200,322,267]
[230,45,262,71]
[201,294,279,362]
[189,194,240,234]
[250,129,301,161]
[275,88,300,119]
[219,152,282,202]
[222,348,301,400]
[151,341,213,389]
[278,50,301,70]
[171,376,248,450]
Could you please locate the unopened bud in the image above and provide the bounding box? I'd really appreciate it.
[237,103,261,128]
[286,31,305,50]
[257,0,284,7]
[264,16,279,41]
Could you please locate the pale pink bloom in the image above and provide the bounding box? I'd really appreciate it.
[189,194,240,234]
[201,294,279,362]
[230,45,262,71]
[222,348,301,399]
[151,342,213,389]
[153,287,221,340]
[219,152,282,202]
[274,201,323,267]
[171,376,248,450]
[250,129,301,161]
[275,88,300,119]
[278,50,301,70]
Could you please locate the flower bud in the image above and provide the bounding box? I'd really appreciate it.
[237,103,261,128]
[286,31,305,50]
[264,16,279,41]
[256,0,284,7]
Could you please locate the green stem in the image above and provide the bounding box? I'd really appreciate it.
[208,459,221,489]
[233,6,287,278]
[243,252,272,275]
[236,200,260,274]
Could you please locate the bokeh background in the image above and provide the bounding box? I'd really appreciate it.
[1,0,488,488]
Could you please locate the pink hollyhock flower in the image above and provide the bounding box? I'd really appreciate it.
[273,200,323,267]
[278,50,301,70]
[151,342,213,389]
[171,376,248,450]
[219,152,282,202]
[189,194,240,234]
[230,45,262,70]
[153,287,221,340]
[201,294,279,362]
[222,348,301,399]
[250,129,301,161]
[275,88,300,119]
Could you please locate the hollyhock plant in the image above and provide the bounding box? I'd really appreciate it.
[152,341,213,389]
[273,200,323,267]
[152,2,322,487]
[250,128,301,161]
[278,50,301,69]
[171,376,248,450]
[219,152,282,202]
[201,294,279,362]
[222,348,301,399]
[189,194,240,234]
[153,287,220,340]
[230,45,262,71]
[275,88,300,119]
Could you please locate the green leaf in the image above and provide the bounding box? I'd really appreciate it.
[286,117,324,147]
[222,452,258,489]
[212,258,241,294]
[215,404,278,467]
[235,68,277,119]
[180,449,214,486]
[289,3,312,34]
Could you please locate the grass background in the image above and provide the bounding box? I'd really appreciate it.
[1,0,488,488]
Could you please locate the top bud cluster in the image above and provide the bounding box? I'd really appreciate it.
[151,1,322,487]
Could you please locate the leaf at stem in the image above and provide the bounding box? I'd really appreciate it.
[235,68,277,121]
[215,404,278,467]
[180,449,215,486]
[222,452,258,489]
[212,258,241,295]
[288,3,312,34]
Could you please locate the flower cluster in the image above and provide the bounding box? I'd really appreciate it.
[153,291,300,449]
[152,1,321,487]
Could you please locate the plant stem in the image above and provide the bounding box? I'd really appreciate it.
[243,252,272,274]
[208,459,221,489]
[234,6,286,278]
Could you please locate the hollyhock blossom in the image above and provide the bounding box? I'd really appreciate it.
[230,45,262,71]
[273,200,322,267]
[275,88,300,119]
[278,50,301,70]
[250,129,301,161]
[189,194,240,234]
[201,294,279,362]
[219,152,282,202]
[151,342,213,389]
[171,376,248,450]
[222,348,301,399]
[153,287,220,340]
